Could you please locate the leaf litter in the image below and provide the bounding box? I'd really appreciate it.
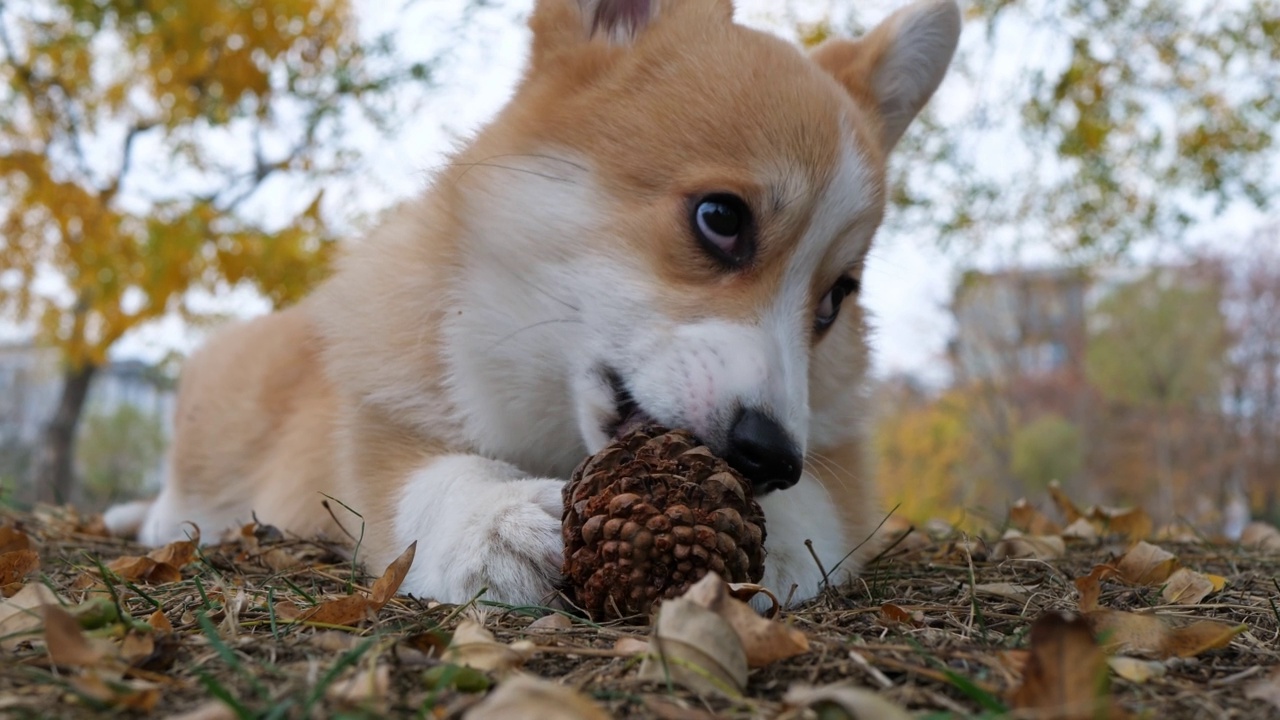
[0,489,1276,719]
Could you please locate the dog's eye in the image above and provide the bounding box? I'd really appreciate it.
[815,275,860,333]
[692,194,752,266]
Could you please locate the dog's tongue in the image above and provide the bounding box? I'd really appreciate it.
[614,406,657,438]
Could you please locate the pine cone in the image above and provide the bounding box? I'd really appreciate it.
[561,425,766,620]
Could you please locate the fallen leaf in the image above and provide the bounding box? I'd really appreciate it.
[683,573,809,668]
[446,618,534,674]
[0,526,31,555]
[1160,567,1220,605]
[613,636,649,655]
[528,612,573,631]
[991,531,1065,560]
[1008,612,1116,720]
[105,555,182,584]
[1115,541,1180,585]
[120,631,156,665]
[0,549,39,586]
[1240,521,1280,551]
[727,582,780,618]
[1062,517,1100,541]
[639,597,747,696]
[147,536,198,568]
[463,674,610,720]
[781,683,914,720]
[1085,609,1246,658]
[370,542,415,606]
[326,664,390,708]
[147,609,173,633]
[299,595,375,626]
[0,583,62,650]
[972,582,1038,604]
[165,702,238,720]
[1091,506,1153,543]
[1047,481,1085,524]
[68,674,160,712]
[1074,565,1118,612]
[879,602,921,626]
[1009,498,1063,535]
[1244,666,1280,711]
[43,604,105,667]
[1107,656,1166,683]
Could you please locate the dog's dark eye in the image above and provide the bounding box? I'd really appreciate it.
[692,194,753,266]
[815,275,860,333]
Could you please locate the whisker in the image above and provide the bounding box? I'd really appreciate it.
[483,317,584,354]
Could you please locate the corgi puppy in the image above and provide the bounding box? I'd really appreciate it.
[105,0,961,608]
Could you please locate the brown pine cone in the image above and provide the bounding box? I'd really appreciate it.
[561,425,767,620]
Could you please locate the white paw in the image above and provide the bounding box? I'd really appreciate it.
[395,456,566,605]
[755,474,852,609]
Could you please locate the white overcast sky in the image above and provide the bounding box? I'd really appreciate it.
[107,0,1273,386]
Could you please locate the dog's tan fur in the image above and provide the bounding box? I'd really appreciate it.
[108,0,961,606]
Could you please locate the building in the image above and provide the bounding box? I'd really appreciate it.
[0,343,175,501]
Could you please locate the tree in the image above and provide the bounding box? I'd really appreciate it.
[1011,413,1083,490]
[0,0,432,503]
[873,388,978,527]
[797,0,1280,259]
[1086,265,1228,517]
[77,404,166,509]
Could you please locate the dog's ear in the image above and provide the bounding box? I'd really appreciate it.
[531,0,732,63]
[810,0,960,152]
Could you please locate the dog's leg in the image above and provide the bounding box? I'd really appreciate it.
[390,454,565,606]
[756,473,850,607]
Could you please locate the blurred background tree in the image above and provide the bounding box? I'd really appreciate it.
[0,0,432,503]
[76,404,165,507]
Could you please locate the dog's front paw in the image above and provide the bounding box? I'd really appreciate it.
[396,464,565,605]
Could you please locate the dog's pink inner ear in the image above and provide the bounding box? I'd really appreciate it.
[579,0,659,44]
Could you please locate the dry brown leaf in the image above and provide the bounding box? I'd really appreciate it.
[68,674,160,712]
[1007,612,1117,720]
[446,618,534,674]
[879,602,920,626]
[781,683,914,720]
[727,582,780,618]
[0,549,39,586]
[147,608,173,633]
[299,595,375,626]
[1047,481,1085,524]
[528,612,573,631]
[105,555,182,584]
[43,603,105,667]
[1240,521,1280,551]
[1160,567,1219,605]
[463,674,610,720]
[326,664,390,708]
[146,536,198,568]
[1009,498,1063,535]
[639,597,747,696]
[991,532,1065,560]
[0,526,31,555]
[1107,656,1166,683]
[1074,565,1118,612]
[613,636,649,655]
[258,547,304,572]
[1091,507,1153,543]
[1085,609,1246,658]
[1244,666,1280,711]
[370,541,415,607]
[0,582,62,650]
[1062,517,1100,541]
[120,631,155,665]
[972,582,1037,604]
[1115,541,1180,585]
[166,701,238,720]
[683,572,809,668]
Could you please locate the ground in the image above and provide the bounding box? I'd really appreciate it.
[0,502,1277,719]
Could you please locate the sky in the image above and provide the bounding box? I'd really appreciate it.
[103,0,1273,387]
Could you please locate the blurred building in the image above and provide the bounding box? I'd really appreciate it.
[948,267,1091,383]
[0,343,175,499]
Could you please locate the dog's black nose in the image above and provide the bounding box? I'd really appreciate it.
[725,408,803,494]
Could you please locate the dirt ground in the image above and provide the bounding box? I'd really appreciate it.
[1,502,1277,719]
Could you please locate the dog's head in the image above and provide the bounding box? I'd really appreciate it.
[448,0,960,491]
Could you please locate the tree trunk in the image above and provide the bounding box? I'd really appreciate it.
[34,363,98,505]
